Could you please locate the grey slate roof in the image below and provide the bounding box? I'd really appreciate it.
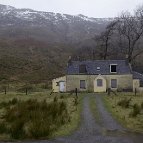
[67,60,131,75]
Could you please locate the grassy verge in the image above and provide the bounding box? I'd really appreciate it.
[89,95,101,124]
[0,92,85,141]
[54,93,84,137]
[102,93,143,133]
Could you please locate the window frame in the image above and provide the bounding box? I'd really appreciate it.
[79,64,87,74]
[56,82,59,86]
[97,79,103,87]
[110,79,118,89]
[110,64,117,73]
[80,80,86,89]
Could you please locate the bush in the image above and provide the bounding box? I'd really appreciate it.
[10,120,25,139]
[60,95,64,99]
[3,99,70,139]
[53,96,58,102]
[0,98,18,109]
[117,98,132,108]
[129,104,141,117]
[28,119,51,138]
[73,97,78,106]
[0,123,7,134]
[9,98,18,105]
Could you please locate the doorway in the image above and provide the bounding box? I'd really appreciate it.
[94,75,106,92]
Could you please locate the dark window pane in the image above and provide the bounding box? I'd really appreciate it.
[56,82,59,86]
[79,65,87,74]
[97,79,103,87]
[80,80,86,89]
[111,79,117,88]
[111,65,117,73]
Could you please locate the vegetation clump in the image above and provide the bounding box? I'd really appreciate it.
[53,96,58,102]
[1,99,70,139]
[117,98,132,108]
[73,97,78,106]
[129,104,141,117]
[60,95,64,99]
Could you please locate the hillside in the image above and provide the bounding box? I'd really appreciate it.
[0,4,112,84]
[0,4,112,43]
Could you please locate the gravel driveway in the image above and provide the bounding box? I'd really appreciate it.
[4,94,143,143]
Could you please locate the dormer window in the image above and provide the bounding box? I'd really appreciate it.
[110,64,117,73]
[79,64,87,74]
[97,67,100,71]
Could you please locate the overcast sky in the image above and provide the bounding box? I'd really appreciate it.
[0,0,142,18]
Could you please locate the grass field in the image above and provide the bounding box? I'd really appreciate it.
[103,93,143,133]
[0,91,84,141]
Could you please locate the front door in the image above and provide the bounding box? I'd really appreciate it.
[94,75,106,92]
[59,81,65,92]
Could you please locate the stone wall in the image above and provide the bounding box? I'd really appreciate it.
[66,74,133,92]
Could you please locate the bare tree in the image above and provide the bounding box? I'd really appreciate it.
[96,21,118,60]
[116,6,143,63]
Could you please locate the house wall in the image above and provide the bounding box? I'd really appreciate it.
[138,87,143,93]
[133,79,140,92]
[52,76,66,92]
[132,79,143,93]
[66,74,133,92]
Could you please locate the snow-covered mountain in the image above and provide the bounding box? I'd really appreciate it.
[0,4,113,43]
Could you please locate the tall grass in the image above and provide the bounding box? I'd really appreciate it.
[2,99,70,139]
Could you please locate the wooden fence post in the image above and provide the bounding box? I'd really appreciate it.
[135,88,137,96]
[107,88,111,96]
[75,88,78,98]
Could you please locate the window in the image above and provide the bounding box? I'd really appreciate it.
[111,79,117,88]
[56,82,59,86]
[80,80,86,89]
[79,65,87,74]
[97,79,103,87]
[110,64,117,73]
[97,67,100,71]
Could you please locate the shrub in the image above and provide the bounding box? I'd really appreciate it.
[28,119,51,138]
[73,97,78,106]
[10,120,25,139]
[53,96,58,102]
[117,98,131,108]
[60,95,64,99]
[0,98,18,109]
[0,123,7,134]
[3,99,70,139]
[9,98,18,105]
[129,104,141,117]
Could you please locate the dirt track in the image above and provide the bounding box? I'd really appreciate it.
[5,94,143,143]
